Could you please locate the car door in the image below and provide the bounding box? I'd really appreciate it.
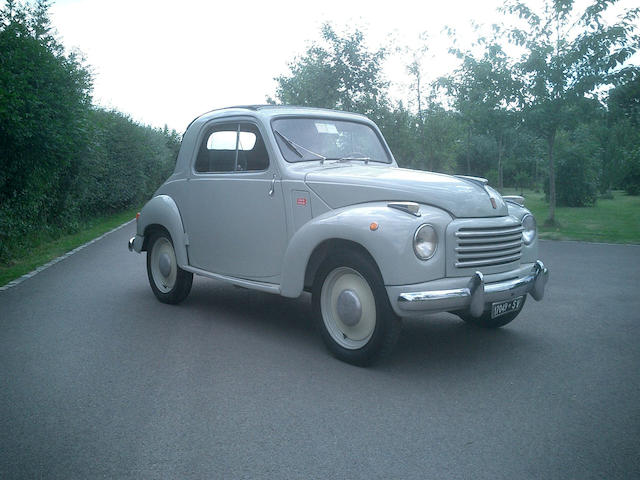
[180,121,287,280]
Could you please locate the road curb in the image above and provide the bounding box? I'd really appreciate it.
[0,219,135,292]
[539,239,640,247]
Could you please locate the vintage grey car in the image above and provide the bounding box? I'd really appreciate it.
[128,105,548,365]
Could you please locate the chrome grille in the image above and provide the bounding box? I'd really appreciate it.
[455,224,523,268]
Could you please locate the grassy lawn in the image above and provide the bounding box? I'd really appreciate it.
[0,207,139,287]
[501,189,640,244]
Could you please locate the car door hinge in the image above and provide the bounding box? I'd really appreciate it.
[184,234,190,246]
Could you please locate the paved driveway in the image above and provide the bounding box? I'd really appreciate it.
[1,226,638,479]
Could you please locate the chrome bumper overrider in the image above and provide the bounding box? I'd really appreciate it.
[128,236,135,252]
[397,260,549,318]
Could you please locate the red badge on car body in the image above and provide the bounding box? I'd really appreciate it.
[297,198,307,206]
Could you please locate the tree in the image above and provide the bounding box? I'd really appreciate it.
[550,123,601,206]
[270,23,389,116]
[503,0,639,223]
[0,0,92,229]
[606,71,640,195]
[420,102,460,173]
[443,41,521,186]
[0,1,180,263]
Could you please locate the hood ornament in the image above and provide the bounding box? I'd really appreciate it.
[455,175,499,209]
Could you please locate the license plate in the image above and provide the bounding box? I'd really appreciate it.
[491,296,524,319]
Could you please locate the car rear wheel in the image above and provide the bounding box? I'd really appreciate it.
[146,230,193,304]
[457,296,526,328]
[312,251,401,366]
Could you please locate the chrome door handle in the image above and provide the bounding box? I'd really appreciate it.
[268,174,276,197]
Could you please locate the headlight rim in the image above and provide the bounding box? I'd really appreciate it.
[413,223,438,260]
[522,213,537,245]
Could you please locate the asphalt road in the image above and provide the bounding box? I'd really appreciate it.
[1,225,639,479]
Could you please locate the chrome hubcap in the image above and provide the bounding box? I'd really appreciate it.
[320,266,376,350]
[159,253,172,277]
[336,289,362,326]
[150,237,177,293]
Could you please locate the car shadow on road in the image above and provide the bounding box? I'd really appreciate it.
[171,278,544,372]
[182,278,319,345]
[383,316,542,374]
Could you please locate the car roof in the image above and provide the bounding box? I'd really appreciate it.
[184,105,370,133]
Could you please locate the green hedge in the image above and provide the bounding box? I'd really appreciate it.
[0,1,179,263]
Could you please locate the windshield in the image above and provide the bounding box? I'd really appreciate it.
[272,117,392,163]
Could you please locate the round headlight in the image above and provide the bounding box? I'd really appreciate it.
[522,214,537,245]
[414,224,438,260]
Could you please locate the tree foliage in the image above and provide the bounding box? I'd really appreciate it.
[444,40,521,187]
[270,8,639,206]
[502,0,639,222]
[271,24,389,116]
[0,1,179,263]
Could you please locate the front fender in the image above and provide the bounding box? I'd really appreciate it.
[136,195,189,268]
[506,201,538,264]
[280,202,452,298]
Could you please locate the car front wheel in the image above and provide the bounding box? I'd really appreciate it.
[146,230,193,304]
[312,251,401,366]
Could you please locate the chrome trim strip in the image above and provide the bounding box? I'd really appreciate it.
[457,246,522,260]
[413,224,437,260]
[397,260,549,316]
[456,240,523,252]
[399,287,470,303]
[455,253,522,268]
[455,226,524,237]
[456,233,523,245]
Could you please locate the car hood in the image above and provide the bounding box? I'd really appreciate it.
[304,165,507,218]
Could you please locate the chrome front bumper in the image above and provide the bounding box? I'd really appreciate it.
[395,260,549,318]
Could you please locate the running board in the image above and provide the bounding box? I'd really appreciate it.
[182,266,281,294]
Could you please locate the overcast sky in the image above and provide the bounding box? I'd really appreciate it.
[48,0,638,132]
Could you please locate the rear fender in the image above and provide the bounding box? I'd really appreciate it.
[137,195,189,268]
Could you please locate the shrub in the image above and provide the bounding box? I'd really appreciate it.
[546,127,599,207]
[622,146,640,195]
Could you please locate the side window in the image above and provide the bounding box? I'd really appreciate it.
[237,124,269,171]
[195,123,269,173]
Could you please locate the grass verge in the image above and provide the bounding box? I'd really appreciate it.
[0,207,139,287]
[501,189,640,244]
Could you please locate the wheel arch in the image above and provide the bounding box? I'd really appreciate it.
[141,224,170,251]
[279,203,426,298]
[137,195,189,268]
[303,239,382,293]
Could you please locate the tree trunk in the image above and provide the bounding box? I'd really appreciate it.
[466,126,471,175]
[417,74,422,123]
[547,132,556,225]
[497,137,503,190]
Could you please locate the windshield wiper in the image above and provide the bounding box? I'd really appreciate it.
[274,130,303,158]
[273,130,326,162]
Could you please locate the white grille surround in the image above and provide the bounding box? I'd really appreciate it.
[446,217,525,277]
